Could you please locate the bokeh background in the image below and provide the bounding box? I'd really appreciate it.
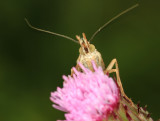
[0,0,160,120]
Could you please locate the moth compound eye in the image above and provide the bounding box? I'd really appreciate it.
[79,47,84,55]
[89,44,95,52]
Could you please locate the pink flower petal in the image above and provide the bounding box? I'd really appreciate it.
[50,61,120,121]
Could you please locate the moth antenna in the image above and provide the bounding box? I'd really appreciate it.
[24,18,79,44]
[89,4,139,42]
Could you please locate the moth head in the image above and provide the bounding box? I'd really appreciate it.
[76,33,95,55]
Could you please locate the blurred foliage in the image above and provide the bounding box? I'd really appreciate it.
[0,0,160,120]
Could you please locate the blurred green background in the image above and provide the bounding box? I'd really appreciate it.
[0,0,160,120]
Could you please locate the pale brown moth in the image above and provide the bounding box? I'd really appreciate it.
[25,4,139,105]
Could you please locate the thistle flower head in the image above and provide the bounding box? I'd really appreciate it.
[50,62,120,121]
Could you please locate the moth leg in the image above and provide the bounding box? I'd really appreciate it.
[71,64,80,76]
[104,58,133,105]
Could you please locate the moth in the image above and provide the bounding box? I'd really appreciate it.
[25,4,139,105]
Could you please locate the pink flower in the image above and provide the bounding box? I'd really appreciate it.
[50,62,120,121]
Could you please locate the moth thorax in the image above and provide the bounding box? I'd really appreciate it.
[77,44,105,72]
